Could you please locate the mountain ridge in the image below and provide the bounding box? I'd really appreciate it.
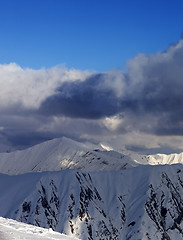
[0,137,139,175]
[1,164,183,239]
[0,137,183,176]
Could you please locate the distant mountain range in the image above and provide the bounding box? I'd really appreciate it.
[1,137,183,239]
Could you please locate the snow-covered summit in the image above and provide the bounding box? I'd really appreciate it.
[0,136,183,175]
[132,151,183,165]
[148,152,183,165]
[0,137,138,175]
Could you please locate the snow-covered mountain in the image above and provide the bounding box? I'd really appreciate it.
[148,152,183,165]
[1,137,183,239]
[1,165,183,239]
[0,137,138,175]
[1,137,183,176]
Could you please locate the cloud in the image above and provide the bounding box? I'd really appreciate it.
[123,39,183,136]
[39,39,183,138]
[126,40,183,113]
[1,39,183,153]
[40,72,126,119]
[0,64,92,149]
[0,63,91,112]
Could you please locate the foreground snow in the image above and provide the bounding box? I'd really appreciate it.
[0,217,80,240]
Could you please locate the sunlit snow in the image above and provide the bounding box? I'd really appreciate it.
[0,217,80,240]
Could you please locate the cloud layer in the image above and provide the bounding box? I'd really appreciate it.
[1,39,183,153]
[40,72,125,119]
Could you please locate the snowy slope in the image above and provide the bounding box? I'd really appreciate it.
[0,137,138,175]
[1,165,183,239]
[0,217,80,240]
[130,151,183,165]
[1,137,183,176]
[0,137,183,176]
[148,152,183,165]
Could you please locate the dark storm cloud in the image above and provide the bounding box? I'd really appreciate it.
[40,73,123,119]
[0,114,53,149]
[39,39,183,136]
[3,131,51,148]
[123,40,183,135]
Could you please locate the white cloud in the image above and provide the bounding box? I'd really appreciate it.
[0,63,91,110]
[103,115,123,131]
[100,71,126,98]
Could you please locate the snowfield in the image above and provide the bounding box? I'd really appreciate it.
[0,217,80,240]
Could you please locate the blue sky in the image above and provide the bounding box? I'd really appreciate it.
[0,0,183,71]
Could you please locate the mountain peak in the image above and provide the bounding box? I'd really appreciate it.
[0,137,137,175]
[0,137,183,176]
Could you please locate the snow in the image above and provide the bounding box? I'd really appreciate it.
[0,137,98,174]
[0,164,182,239]
[1,137,183,176]
[0,137,138,175]
[148,152,183,165]
[0,217,80,240]
[0,137,183,239]
[0,137,183,175]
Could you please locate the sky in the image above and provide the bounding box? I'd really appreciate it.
[0,0,183,154]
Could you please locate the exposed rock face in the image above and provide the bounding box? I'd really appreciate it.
[144,170,183,240]
[1,164,183,239]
